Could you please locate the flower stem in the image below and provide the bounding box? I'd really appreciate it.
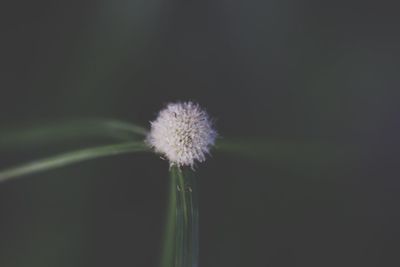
[162,166,199,267]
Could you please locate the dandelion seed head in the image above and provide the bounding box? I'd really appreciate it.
[147,101,217,167]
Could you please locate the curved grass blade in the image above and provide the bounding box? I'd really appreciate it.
[0,141,149,183]
[0,119,148,150]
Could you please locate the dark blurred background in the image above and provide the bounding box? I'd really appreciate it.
[0,0,399,266]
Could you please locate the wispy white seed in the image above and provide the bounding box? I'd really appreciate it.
[146,101,217,168]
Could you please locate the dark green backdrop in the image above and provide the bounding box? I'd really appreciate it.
[0,0,399,266]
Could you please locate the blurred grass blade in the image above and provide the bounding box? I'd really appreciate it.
[160,167,178,267]
[0,141,149,183]
[0,119,148,150]
[216,138,350,164]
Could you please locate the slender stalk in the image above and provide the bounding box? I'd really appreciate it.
[162,166,199,267]
[183,168,199,267]
[0,141,149,183]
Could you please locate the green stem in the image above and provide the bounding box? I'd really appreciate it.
[160,166,199,267]
[162,166,199,267]
[185,168,199,267]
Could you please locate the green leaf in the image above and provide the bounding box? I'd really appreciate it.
[0,119,148,150]
[0,141,149,183]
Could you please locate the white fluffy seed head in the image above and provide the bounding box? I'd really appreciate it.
[147,101,217,168]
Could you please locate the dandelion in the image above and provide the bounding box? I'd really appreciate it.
[0,100,343,267]
[0,103,218,267]
[147,101,217,168]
